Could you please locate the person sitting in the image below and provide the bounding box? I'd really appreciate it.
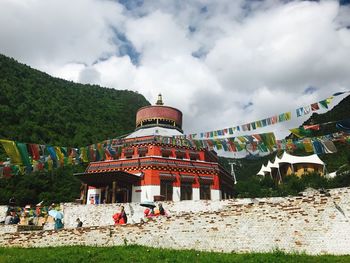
[112,206,127,225]
[158,203,166,216]
[154,203,167,217]
[10,211,20,224]
[144,208,155,218]
[4,211,13,225]
[76,218,83,228]
[54,218,64,230]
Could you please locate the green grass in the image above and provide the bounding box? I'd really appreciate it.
[0,245,349,263]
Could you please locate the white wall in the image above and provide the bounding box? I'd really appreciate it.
[172,187,180,202]
[193,188,200,201]
[211,189,221,201]
[132,186,141,203]
[141,185,160,202]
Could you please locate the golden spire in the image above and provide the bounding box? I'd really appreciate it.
[156,93,164,105]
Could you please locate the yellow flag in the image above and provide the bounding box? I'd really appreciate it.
[54,147,64,161]
[303,139,314,153]
[47,157,53,171]
[326,96,334,105]
[285,112,292,121]
[80,147,89,163]
[0,139,22,164]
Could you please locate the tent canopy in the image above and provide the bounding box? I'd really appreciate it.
[257,152,325,176]
[278,152,324,165]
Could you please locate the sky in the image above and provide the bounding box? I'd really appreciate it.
[1,0,350,141]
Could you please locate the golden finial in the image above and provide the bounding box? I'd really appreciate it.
[156,93,164,105]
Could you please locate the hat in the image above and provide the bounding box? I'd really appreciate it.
[36,201,43,206]
[25,205,31,209]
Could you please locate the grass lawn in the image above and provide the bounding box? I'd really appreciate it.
[0,245,349,263]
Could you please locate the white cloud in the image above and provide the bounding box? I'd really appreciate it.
[0,0,124,68]
[1,0,350,144]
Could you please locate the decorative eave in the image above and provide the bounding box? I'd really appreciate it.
[85,157,219,175]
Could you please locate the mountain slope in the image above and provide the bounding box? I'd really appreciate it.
[0,54,150,148]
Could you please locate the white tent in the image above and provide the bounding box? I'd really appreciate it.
[256,152,325,176]
[267,160,279,169]
[278,152,324,165]
[257,164,269,176]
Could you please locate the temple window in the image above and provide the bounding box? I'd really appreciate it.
[189,151,199,161]
[124,148,134,159]
[137,146,148,157]
[159,173,175,201]
[180,182,192,200]
[160,180,173,201]
[175,150,186,159]
[200,184,211,200]
[161,148,172,157]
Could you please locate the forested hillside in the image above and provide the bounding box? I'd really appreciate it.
[0,54,149,205]
[0,54,150,148]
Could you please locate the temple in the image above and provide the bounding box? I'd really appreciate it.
[75,95,235,204]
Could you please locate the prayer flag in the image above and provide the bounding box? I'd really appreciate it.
[289,127,312,138]
[303,106,311,115]
[260,133,276,152]
[333,91,346,96]
[271,116,277,124]
[319,100,328,109]
[303,124,320,131]
[54,146,65,161]
[311,103,319,111]
[320,139,337,153]
[312,140,324,154]
[285,112,292,121]
[80,147,89,163]
[0,140,23,165]
[278,113,285,122]
[29,144,40,161]
[16,143,31,167]
[296,107,304,117]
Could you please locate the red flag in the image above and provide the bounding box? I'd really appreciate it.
[303,124,320,130]
[311,103,319,111]
[29,144,40,160]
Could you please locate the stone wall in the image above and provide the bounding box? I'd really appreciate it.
[1,187,350,254]
[0,225,17,234]
[61,199,232,228]
[0,205,7,222]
